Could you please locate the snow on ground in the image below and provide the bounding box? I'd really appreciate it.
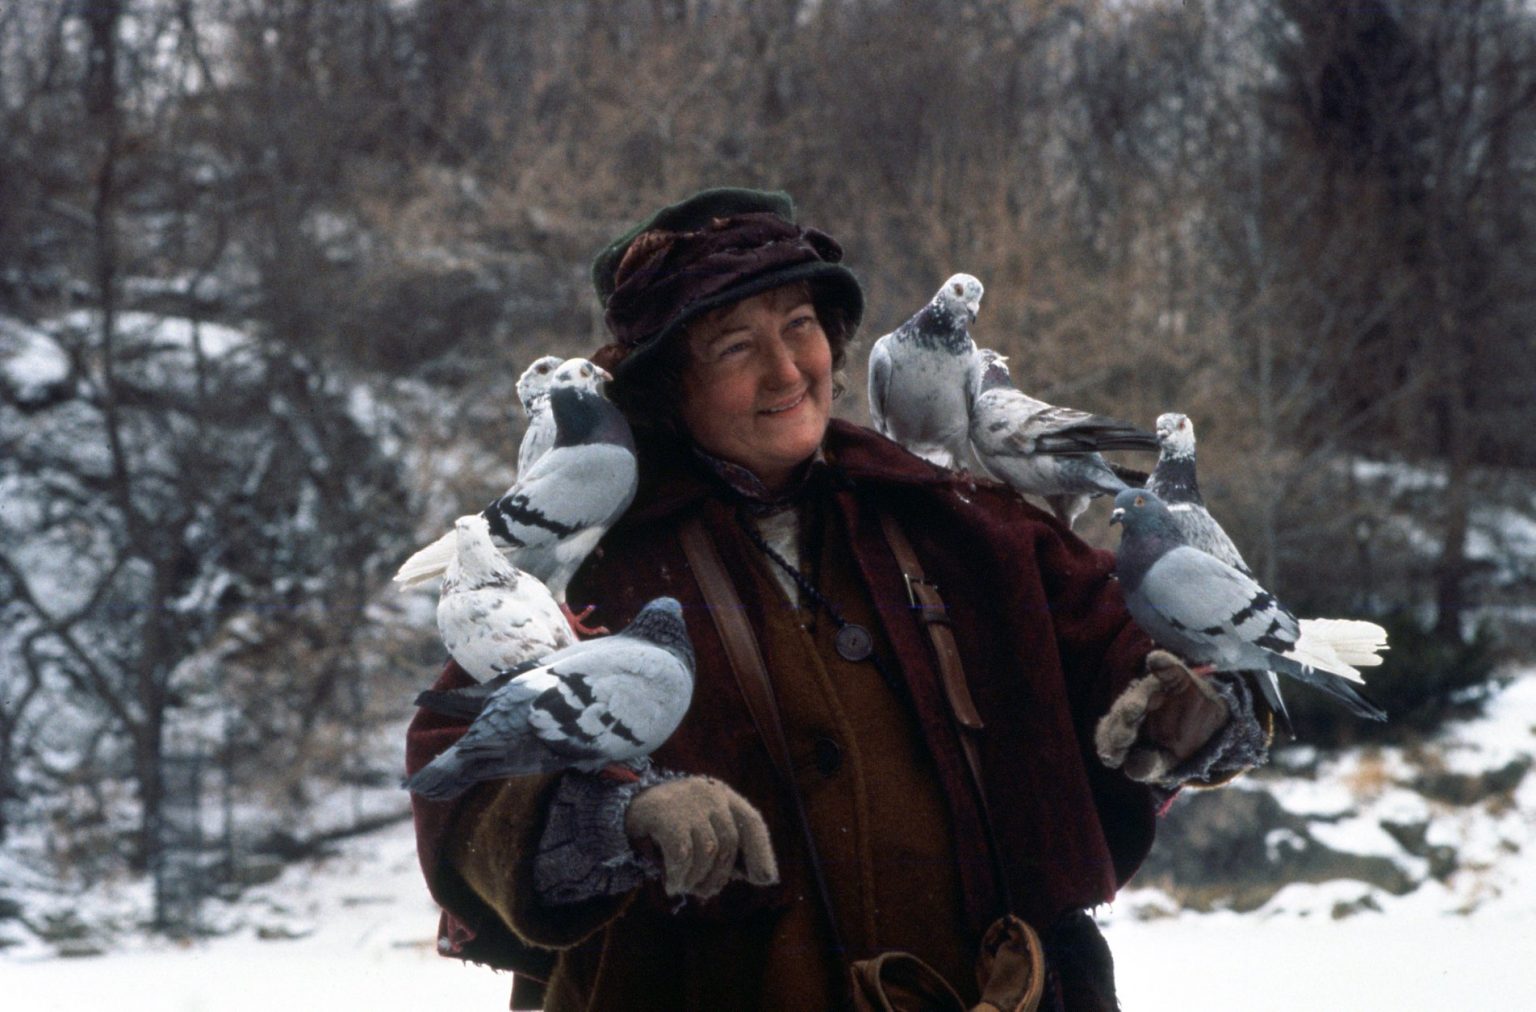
[2,817,511,1011]
[6,673,1536,1009]
[1104,669,1536,1010]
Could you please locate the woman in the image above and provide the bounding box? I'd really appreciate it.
[407,188,1270,1010]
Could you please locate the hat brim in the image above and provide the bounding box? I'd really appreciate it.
[612,261,865,378]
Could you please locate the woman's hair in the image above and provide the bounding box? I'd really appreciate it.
[603,278,857,438]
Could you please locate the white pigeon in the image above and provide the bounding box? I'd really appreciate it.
[867,273,984,469]
[396,357,637,635]
[1111,488,1386,723]
[437,514,575,682]
[405,597,696,800]
[966,349,1158,527]
[515,354,565,475]
[1147,411,1388,729]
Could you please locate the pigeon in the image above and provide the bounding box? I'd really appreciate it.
[436,513,575,682]
[405,597,696,800]
[1147,412,1389,729]
[515,354,565,475]
[1110,487,1386,722]
[868,273,984,470]
[966,349,1158,527]
[396,357,638,636]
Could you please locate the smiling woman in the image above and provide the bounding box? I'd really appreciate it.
[405,188,1274,1012]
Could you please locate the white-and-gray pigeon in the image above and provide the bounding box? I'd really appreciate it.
[405,597,696,800]
[1147,412,1389,729]
[966,349,1157,527]
[868,273,984,470]
[437,513,575,682]
[1110,487,1386,722]
[396,357,638,636]
[515,354,564,475]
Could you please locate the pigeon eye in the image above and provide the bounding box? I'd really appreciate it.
[951,283,964,297]
[1134,495,1145,507]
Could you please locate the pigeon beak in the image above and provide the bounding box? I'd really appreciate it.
[596,365,614,383]
[1109,508,1124,526]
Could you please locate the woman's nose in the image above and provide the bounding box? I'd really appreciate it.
[762,336,800,386]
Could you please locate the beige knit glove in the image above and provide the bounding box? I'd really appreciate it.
[625,776,779,899]
[1095,650,1231,783]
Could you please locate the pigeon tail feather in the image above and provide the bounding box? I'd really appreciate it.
[1268,653,1387,722]
[395,530,456,588]
[1296,617,1389,668]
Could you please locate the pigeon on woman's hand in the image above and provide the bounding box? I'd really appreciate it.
[515,354,564,474]
[395,357,637,636]
[966,349,1157,527]
[1147,412,1389,731]
[436,514,574,683]
[406,597,696,800]
[1110,488,1386,722]
[867,273,984,470]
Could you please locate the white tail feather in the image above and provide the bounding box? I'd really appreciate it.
[1286,617,1390,683]
[393,530,456,589]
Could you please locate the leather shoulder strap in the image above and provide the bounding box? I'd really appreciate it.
[876,512,984,730]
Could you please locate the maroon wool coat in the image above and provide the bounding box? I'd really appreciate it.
[406,420,1159,1001]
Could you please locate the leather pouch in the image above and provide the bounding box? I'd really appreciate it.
[849,914,1046,1012]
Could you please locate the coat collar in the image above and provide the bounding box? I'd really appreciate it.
[620,419,959,527]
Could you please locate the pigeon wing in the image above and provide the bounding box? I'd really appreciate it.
[526,646,689,767]
[867,339,893,436]
[1137,546,1301,665]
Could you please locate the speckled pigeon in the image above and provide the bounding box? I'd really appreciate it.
[515,354,565,475]
[966,349,1157,527]
[1148,412,1389,730]
[395,357,637,635]
[405,597,696,800]
[436,514,574,682]
[1111,488,1386,722]
[867,273,984,470]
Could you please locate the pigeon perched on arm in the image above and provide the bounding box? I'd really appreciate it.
[1110,488,1386,723]
[1147,412,1389,730]
[405,597,696,800]
[515,354,564,475]
[867,273,984,470]
[966,349,1158,527]
[436,513,575,682]
[395,358,637,636]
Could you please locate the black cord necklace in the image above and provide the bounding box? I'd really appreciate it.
[734,508,875,663]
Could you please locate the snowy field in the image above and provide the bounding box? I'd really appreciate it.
[7,673,1536,1010]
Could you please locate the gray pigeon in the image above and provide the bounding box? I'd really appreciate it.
[1147,412,1389,729]
[515,354,565,475]
[1147,413,1253,573]
[396,357,637,634]
[966,349,1157,527]
[405,597,696,800]
[1110,488,1386,722]
[868,273,984,470]
[437,514,575,682]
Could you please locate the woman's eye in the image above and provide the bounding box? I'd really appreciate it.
[719,340,751,358]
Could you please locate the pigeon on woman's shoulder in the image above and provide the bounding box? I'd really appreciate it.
[867,273,984,470]
[396,358,637,635]
[966,349,1156,527]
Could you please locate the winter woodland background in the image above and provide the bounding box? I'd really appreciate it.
[4,0,1536,1006]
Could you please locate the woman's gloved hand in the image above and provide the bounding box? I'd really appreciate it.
[1095,649,1232,783]
[625,776,779,898]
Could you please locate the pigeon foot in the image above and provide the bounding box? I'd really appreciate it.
[562,602,610,638]
[598,763,643,784]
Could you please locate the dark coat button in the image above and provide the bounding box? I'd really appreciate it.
[813,736,843,776]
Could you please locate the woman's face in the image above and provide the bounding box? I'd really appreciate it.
[679,286,833,491]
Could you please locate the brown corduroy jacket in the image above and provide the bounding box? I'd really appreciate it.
[405,420,1160,1010]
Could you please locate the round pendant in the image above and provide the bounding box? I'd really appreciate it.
[835,623,873,662]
